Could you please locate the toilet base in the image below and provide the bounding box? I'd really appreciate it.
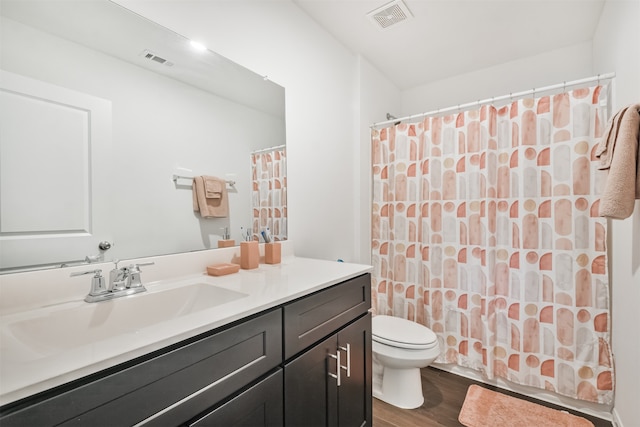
[373,365,424,409]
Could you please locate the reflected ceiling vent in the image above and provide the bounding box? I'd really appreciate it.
[139,49,174,67]
[367,0,413,30]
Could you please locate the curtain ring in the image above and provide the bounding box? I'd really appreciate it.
[597,74,601,85]
[563,81,567,92]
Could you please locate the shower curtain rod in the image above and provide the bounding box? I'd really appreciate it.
[251,144,285,155]
[371,72,615,129]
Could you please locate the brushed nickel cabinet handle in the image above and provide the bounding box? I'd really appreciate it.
[328,350,341,386]
[339,343,351,378]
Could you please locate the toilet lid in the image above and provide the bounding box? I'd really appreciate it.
[372,315,438,350]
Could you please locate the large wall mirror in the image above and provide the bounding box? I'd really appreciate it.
[0,0,287,273]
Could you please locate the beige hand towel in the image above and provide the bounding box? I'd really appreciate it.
[595,106,629,168]
[192,176,229,218]
[204,179,223,199]
[596,104,640,219]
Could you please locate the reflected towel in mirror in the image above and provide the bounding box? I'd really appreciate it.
[192,176,229,218]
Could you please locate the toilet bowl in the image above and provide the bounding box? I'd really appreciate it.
[372,315,440,409]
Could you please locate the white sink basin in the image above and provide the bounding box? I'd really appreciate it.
[5,283,247,356]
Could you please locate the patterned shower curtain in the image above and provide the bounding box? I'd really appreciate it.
[371,84,614,404]
[251,147,287,241]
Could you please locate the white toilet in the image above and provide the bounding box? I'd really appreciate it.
[372,315,440,409]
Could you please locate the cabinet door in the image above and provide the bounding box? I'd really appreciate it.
[284,313,372,427]
[190,369,283,427]
[284,334,338,427]
[337,313,372,427]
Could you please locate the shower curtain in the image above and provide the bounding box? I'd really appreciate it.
[371,84,614,404]
[251,147,287,241]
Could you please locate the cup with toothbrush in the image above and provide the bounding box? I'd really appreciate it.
[263,228,281,264]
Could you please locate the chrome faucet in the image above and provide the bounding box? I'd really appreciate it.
[70,269,107,301]
[71,261,155,303]
[109,260,128,291]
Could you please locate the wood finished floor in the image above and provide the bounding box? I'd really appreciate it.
[373,367,613,427]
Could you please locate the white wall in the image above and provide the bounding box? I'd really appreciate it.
[401,41,593,115]
[2,16,283,262]
[593,2,640,426]
[356,56,401,264]
[116,0,361,263]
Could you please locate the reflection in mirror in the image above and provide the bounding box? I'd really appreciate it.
[0,0,286,273]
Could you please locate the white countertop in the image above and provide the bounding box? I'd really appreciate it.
[0,255,371,406]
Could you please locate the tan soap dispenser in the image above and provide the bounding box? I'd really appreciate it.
[240,227,259,269]
[218,227,235,248]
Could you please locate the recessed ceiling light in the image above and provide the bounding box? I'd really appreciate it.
[189,40,207,52]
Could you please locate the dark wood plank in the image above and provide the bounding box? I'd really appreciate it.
[373,367,613,427]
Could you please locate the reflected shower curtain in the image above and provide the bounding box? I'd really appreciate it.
[251,148,287,240]
[371,85,614,404]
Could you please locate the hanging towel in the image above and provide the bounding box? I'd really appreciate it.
[192,176,229,218]
[595,103,640,219]
[204,178,223,199]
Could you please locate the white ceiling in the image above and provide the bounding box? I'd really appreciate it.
[294,0,606,90]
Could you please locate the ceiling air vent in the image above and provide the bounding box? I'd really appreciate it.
[139,49,174,67]
[367,0,413,30]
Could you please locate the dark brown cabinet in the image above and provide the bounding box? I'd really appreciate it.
[190,369,284,427]
[283,273,372,427]
[335,314,372,427]
[0,309,283,427]
[0,273,371,427]
[284,314,371,427]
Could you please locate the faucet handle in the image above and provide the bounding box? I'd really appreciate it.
[70,269,103,277]
[127,262,154,288]
[71,269,108,299]
[133,262,155,268]
[126,261,155,275]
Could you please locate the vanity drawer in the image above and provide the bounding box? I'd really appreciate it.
[283,273,371,360]
[190,369,283,426]
[0,309,282,426]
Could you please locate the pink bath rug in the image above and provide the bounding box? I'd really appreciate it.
[458,384,594,427]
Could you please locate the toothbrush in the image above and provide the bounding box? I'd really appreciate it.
[241,227,251,242]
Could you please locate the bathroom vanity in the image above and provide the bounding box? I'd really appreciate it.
[0,252,372,426]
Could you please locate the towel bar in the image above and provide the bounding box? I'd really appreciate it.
[172,174,235,186]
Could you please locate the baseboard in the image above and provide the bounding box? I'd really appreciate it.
[431,363,614,422]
